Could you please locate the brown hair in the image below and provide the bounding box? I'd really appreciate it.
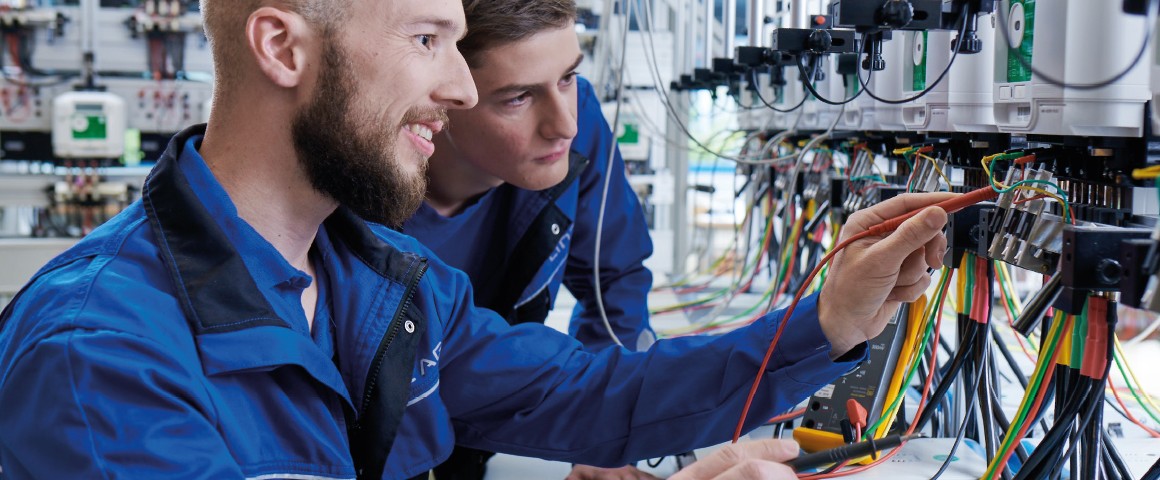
[200,0,350,93]
[459,0,577,67]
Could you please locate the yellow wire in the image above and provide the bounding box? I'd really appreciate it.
[956,254,970,315]
[916,152,952,188]
[982,155,1068,209]
[874,269,952,439]
[1131,167,1160,180]
[1114,336,1160,414]
[1057,312,1073,366]
[983,311,1069,479]
[997,263,1025,312]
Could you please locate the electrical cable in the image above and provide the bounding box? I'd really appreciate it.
[1144,454,1160,480]
[590,0,634,349]
[930,328,989,480]
[635,0,756,162]
[994,0,1157,90]
[796,55,865,106]
[854,6,970,105]
[750,68,809,113]
[732,187,999,443]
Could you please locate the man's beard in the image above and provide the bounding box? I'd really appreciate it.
[291,40,446,227]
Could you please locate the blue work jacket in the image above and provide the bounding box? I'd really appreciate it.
[405,77,654,351]
[0,125,865,479]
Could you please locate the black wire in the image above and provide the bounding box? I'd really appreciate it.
[1100,305,1134,480]
[1013,274,1063,336]
[1048,378,1104,480]
[916,322,979,431]
[1101,444,1126,480]
[732,91,766,110]
[646,457,665,468]
[1142,452,1160,480]
[750,68,809,113]
[1014,379,1089,480]
[989,390,1030,466]
[994,0,1156,90]
[795,55,866,106]
[855,6,970,105]
[929,332,989,480]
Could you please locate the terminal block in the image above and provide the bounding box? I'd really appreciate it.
[1053,224,1151,314]
[983,167,1064,274]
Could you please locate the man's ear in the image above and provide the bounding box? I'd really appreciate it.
[245,6,314,88]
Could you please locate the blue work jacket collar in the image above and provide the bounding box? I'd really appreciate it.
[140,124,421,411]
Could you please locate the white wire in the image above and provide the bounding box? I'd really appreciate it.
[592,0,635,349]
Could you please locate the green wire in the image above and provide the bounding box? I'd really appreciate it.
[1112,352,1160,426]
[1071,301,1088,370]
[991,311,1069,476]
[861,270,953,439]
[995,262,1022,324]
[987,163,1073,223]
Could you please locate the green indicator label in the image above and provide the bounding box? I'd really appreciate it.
[122,129,142,166]
[912,31,928,91]
[1007,0,1035,83]
[846,74,860,98]
[71,114,108,140]
[617,123,640,145]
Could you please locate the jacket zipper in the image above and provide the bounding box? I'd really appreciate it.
[354,258,428,428]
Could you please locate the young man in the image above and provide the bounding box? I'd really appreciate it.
[0,1,951,480]
[401,2,657,478]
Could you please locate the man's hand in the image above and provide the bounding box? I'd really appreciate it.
[819,193,954,357]
[668,440,799,479]
[565,464,662,480]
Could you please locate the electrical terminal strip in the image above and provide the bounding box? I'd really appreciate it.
[987,167,1063,273]
[0,7,58,28]
[130,1,202,34]
[1138,220,1160,312]
[908,155,948,194]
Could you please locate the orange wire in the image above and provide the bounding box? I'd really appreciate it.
[997,274,1036,362]
[990,315,1073,479]
[768,408,807,425]
[732,231,871,442]
[1107,375,1160,438]
[797,268,953,479]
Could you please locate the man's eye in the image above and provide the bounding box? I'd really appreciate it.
[417,35,434,49]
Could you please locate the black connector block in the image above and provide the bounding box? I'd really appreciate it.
[943,202,995,268]
[1118,239,1153,309]
[1053,225,1152,314]
[829,0,943,32]
[712,57,741,75]
[877,186,907,203]
[770,27,857,54]
[830,177,848,215]
[735,46,773,67]
[836,53,860,76]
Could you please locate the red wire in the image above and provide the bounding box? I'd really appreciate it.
[733,187,998,444]
[799,277,949,479]
[732,230,872,442]
[990,315,1072,478]
[1107,373,1160,438]
[767,408,807,425]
